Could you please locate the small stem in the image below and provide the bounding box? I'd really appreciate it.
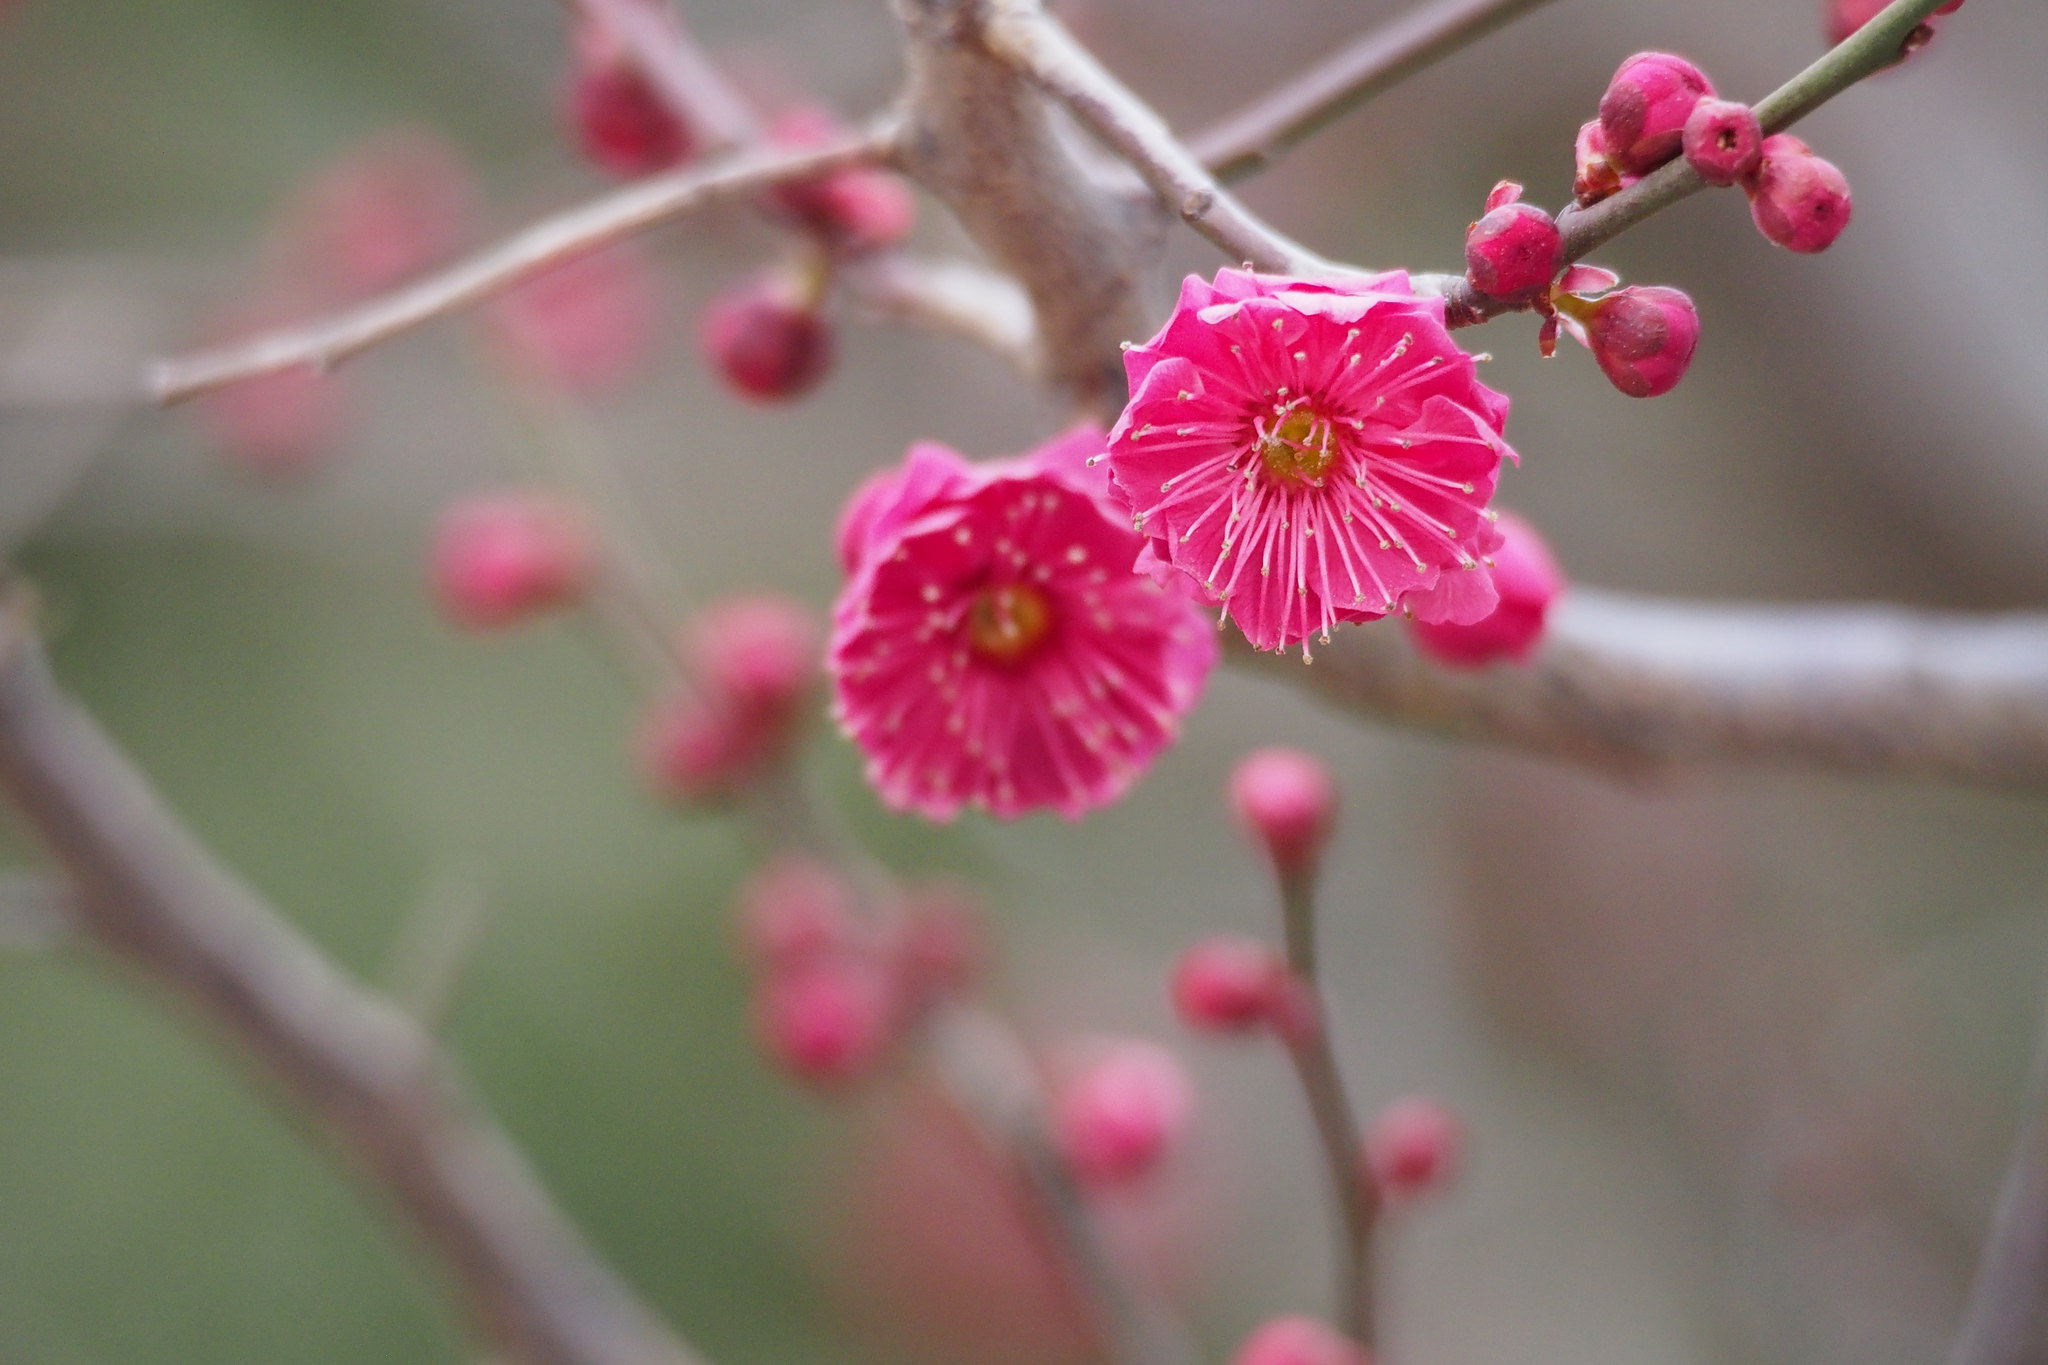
[1276,873,1379,1346]
[1442,0,1956,328]
[1192,0,1563,182]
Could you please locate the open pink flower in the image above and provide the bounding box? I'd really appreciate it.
[830,430,1216,821]
[1107,269,1517,656]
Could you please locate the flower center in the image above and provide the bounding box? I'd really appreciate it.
[1257,406,1337,484]
[967,582,1053,664]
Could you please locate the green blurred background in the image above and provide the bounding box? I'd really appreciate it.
[2,2,2047,1364]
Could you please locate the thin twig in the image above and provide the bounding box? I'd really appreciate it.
[0,597,707,1365]
[1276,876,1378,1346]
[146,128,897,405]
[837,254,1040,378]
[1236,587,2048,792]
[978,0,1336,276]
[1945,981,2048,1365]
[1441,0,1955,327]
[1192,0,1563,182]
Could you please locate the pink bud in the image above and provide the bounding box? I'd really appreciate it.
[1170,936,1285,1034]
[1581,285,1700,399]
[735,857,855,972]
[283,129,474,301]
[1407,511,1565,668]
[893,881,986,1003]
[753,957,893,1090]
[1228,748,1338,883]
[1053,1040,1192,1187]
[1597,52,1715,177]
[430,492,595,630]
[766,106,917,253]
[1229,1316,1372,1365]
[1745,134,1852,253]
[636,694,750,803]
[1572,120,1630,207]
[564,39,693,179]
[197,356,348,480]
[699,276,834,403]
[489,243,662,394]
[1681,98,1763,187]
[685,593,820,724]
[1463,200,1563,299]
[1363,1095,1465,1205]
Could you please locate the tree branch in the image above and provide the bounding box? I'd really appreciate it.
[1441,0,1955,328]
[1191,0,1563,183]
[837,254,1040,378]
[0,595,707,1365]
[976,0,1334,276]
[146,129,897,405]
[1235,588,2048,792]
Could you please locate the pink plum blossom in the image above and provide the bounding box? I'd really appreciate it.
[1106,268,1516,656]
[830,430,1216,821]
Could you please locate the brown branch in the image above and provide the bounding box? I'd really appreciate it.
[0,596,707,1365]
[146,129,897,405]
[1192,0,1563,182]
[837,254,1040,378]
[1235,588,2048,792]
[1442,0,1955,328]
[977,0,1334,276]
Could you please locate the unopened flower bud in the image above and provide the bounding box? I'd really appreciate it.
[1228,748,1338,884]
[766,106,917,253]
[431,492,595,630]
[685,593,820,724]
[700,276,833,402]
[1464,200,1563,299]
[753,957,892,1090]
[1053,1040,1192,1187]
[1598,51,1715,176]
[1363,1095,1465,1205]
[735,857,855,972]
[564,23,692,178]
[1408,511,1565,668]
[637,690,789,804]
[1746,135,1852,253]
[1681,98,1763,187]
[1170,935,1286,1033]
[1578,285,1700,399]
[1229,1316,1372,1365]
[893,881,985,1003]
[490,243,662,394]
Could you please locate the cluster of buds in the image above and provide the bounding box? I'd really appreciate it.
[430,490,598,631]
[1577,53,1853,254]
[738,859,984,1090]
[1406,511,1565,668]
[639,593,820,803]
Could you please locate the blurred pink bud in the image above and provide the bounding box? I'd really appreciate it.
[1463,200,1563,299]
[1572,119,1631,206]
[1229,1316,1372,1365]
[430,492,595,630]
[1228,748,1338,883]
[754,957,893,1091]
[700,275,833,402]
[490,243,662,394]
[1681,98,1763,187]
[637,694,749,803]
[1407,511,1564,668]
[765,106,917,253]
[1170,936,1285,1034]
[197,359,348,480]
[1580,285,1700,399]
[894,881,986,1003]
[1598,52,1715,176]
[564,23,693,178]
[735,857,856,972]
[285,129,474,300]
[685,592,820,723]
[1745,134,1852,253]
[1363,1095,1465,1205]
[1054,1041,1192,1187]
